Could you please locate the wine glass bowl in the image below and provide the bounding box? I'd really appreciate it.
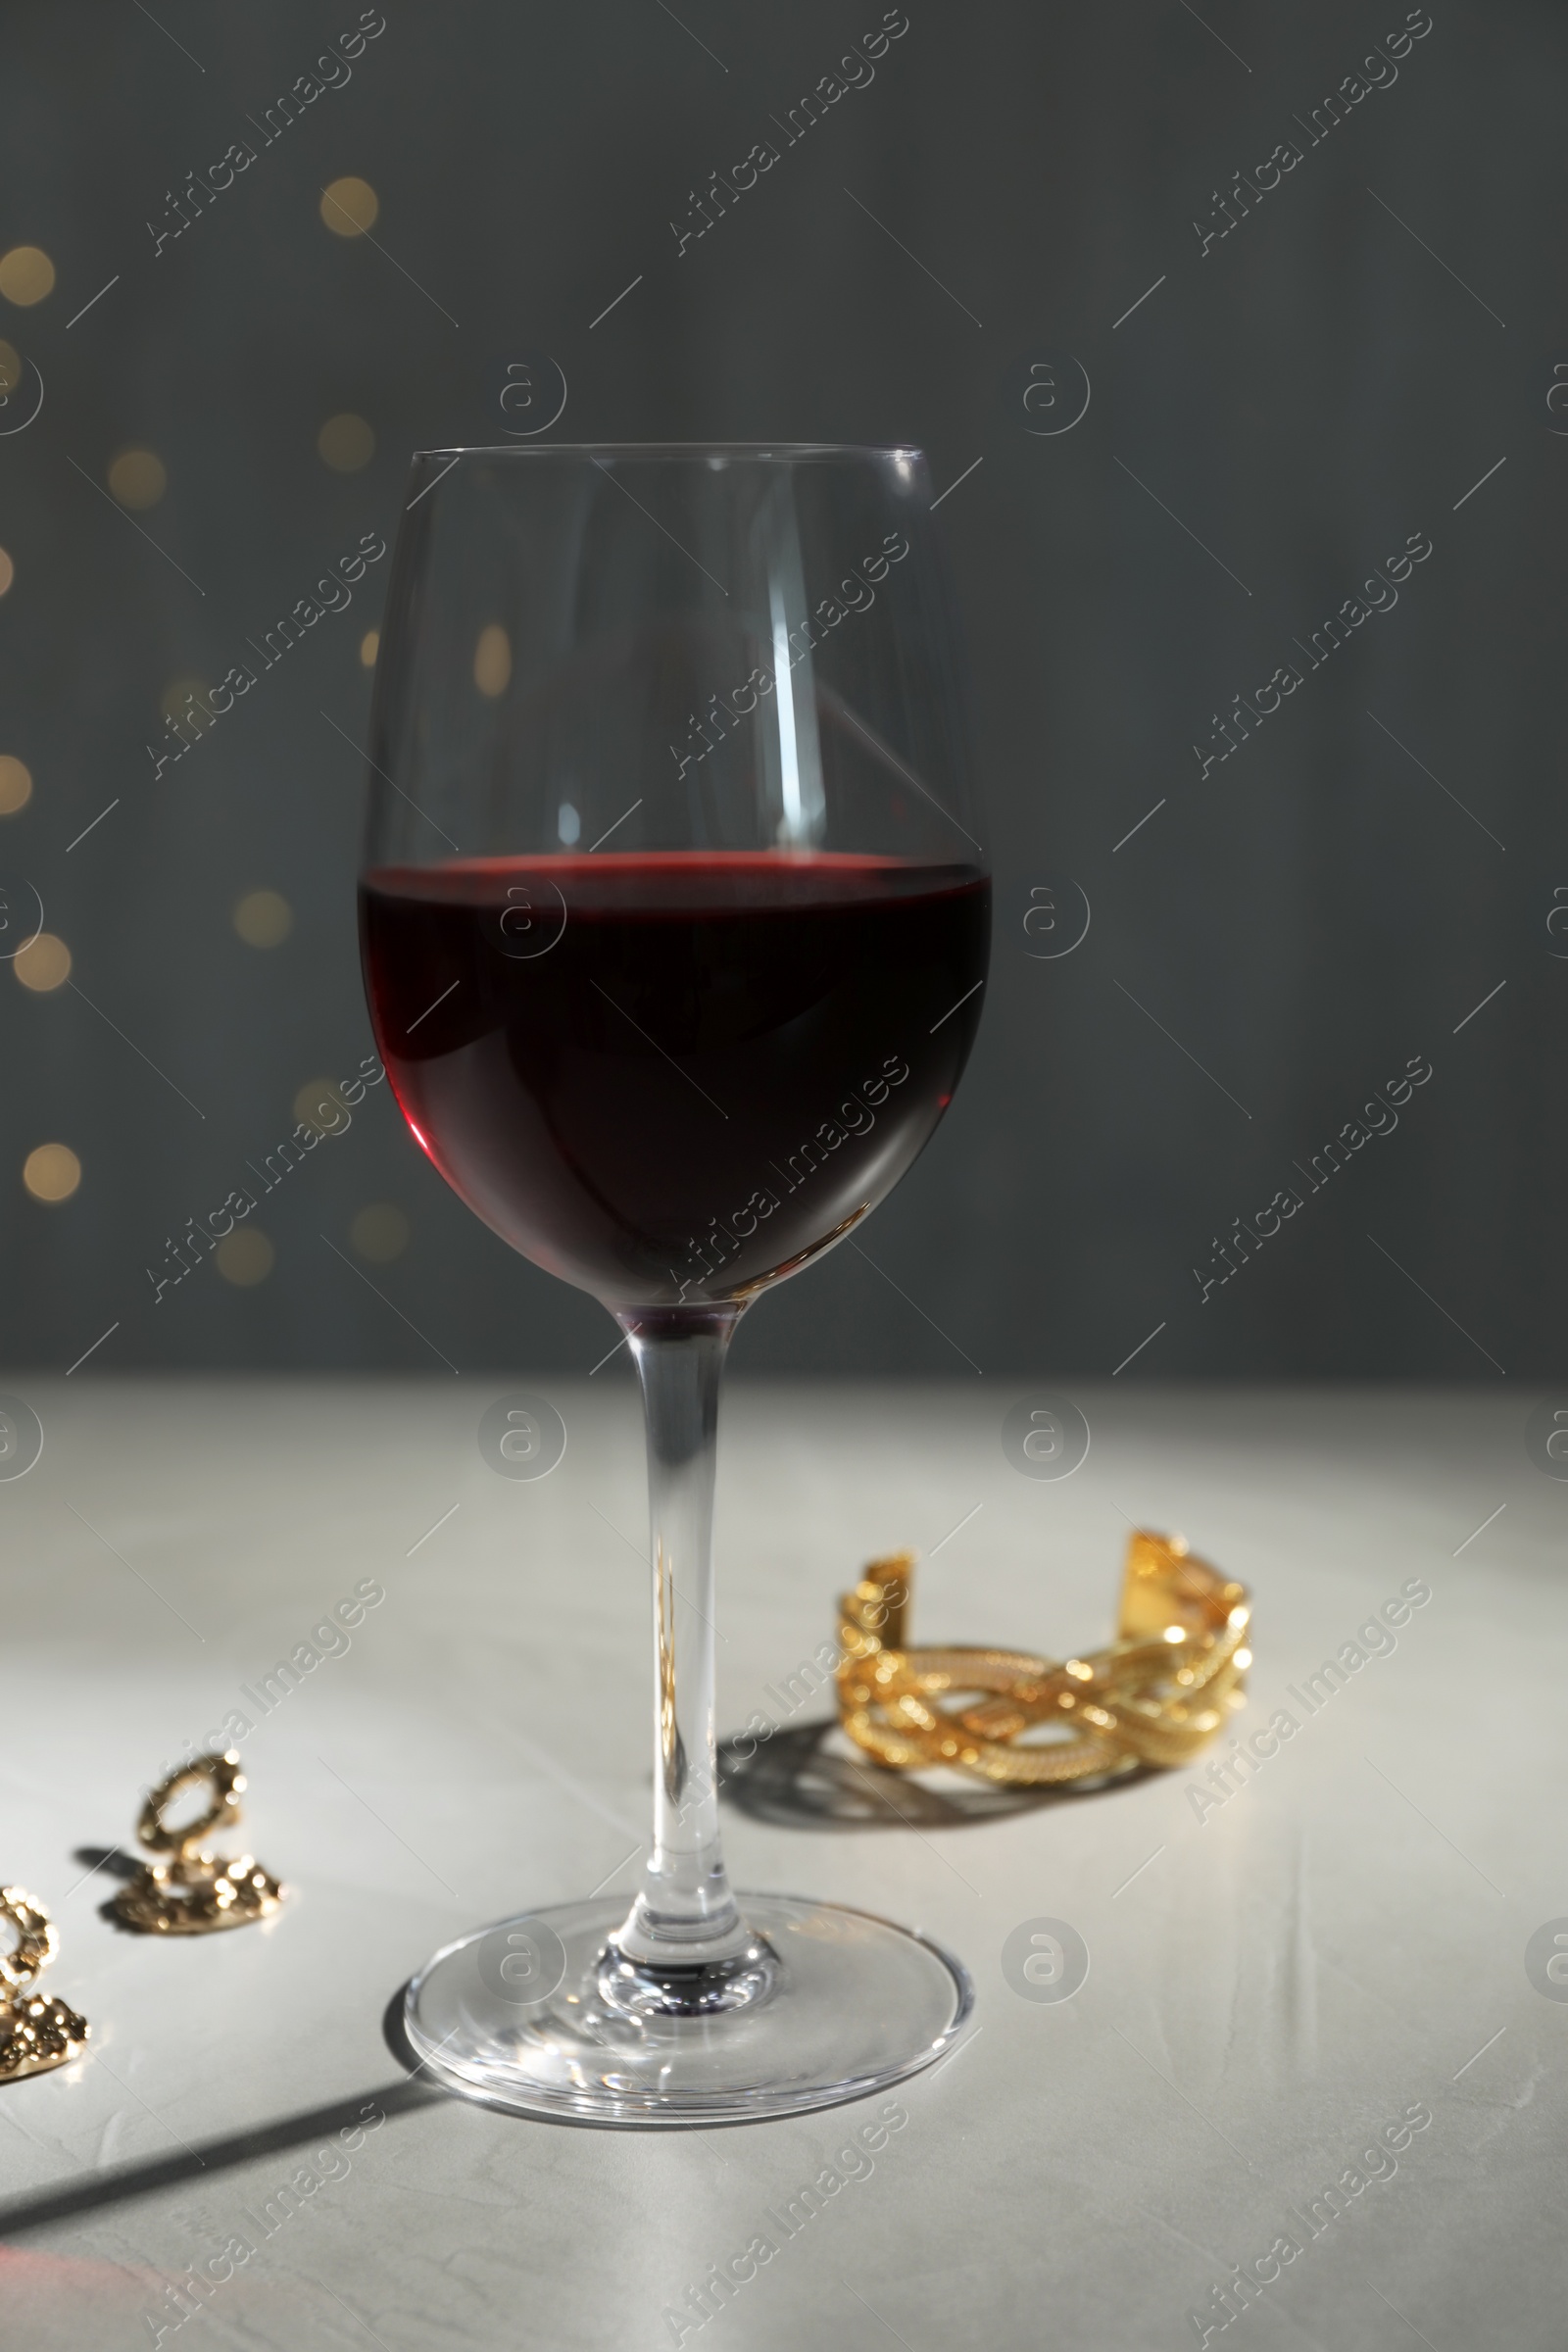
[360,445,990,2122]
[359,850,988,1312]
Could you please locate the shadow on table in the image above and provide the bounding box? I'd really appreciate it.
[71,1843,141,1883]
[71,1843,162,1933]
[717,1718,1154,1829]
[0,2045,445,2237]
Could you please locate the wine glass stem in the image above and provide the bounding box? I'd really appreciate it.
[614,1310,752,1970]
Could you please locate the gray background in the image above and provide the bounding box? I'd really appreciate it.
[0,0,1557,1382]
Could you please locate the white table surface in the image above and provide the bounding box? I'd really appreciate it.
[1,1376,1563,2351]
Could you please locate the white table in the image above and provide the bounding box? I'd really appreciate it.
[1,1378,1562,2349]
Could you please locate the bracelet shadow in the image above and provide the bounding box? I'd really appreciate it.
[716,1718,1155,1830]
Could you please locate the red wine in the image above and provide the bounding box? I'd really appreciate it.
[359,853,990,1310]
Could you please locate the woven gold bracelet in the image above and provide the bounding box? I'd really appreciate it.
[836,1530,1250,1788]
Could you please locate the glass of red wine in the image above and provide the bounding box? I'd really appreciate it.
[359,445,990,2124]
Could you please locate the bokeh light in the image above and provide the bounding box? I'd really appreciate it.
[233,890,292,949]
[360,630,379,667]
[24,1143,79,1202]
[320,178,378,236]
[294,1077,353,1134]
[474,624,512,698]
[0,248,55,307]
[349,1203,411,1263]
[318,413,374,472]
[0,756,31,814]
[0,549,15,597]
[15,933,71,992]
[216,1228,273,1286]
[160,678,211,722]
[107,448,167,510]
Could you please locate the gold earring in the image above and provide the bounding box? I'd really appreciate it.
[112,1750,285,1935]
[0,1887,89,2080]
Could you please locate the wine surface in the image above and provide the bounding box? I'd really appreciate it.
[360,852,990,1310]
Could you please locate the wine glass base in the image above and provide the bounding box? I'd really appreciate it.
[403,1892,972,2127]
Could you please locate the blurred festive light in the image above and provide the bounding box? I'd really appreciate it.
[0,549,15,597]
[216,1228,273,1286]
[294,1077,352,1134]
[160,678,211,722]
[0,248,54,306]
[318,413,374,472]
[108,449,166,511]
[107,448,167,510]
[320,178,378,236]
[0,341,20,393]
[0,756,32,814]
[233,890,292,949]
[473,624,512,698]
[349,1203,410,1263]
[360,629,379,667]
[14,933,71,993]
[24,1143,79,1202]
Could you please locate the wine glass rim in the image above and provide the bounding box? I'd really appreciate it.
[410,442,927,464]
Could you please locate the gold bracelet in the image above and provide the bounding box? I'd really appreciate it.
[836,1530,1250,1787]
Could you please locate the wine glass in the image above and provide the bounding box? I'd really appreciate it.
[359,444,991,2124]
